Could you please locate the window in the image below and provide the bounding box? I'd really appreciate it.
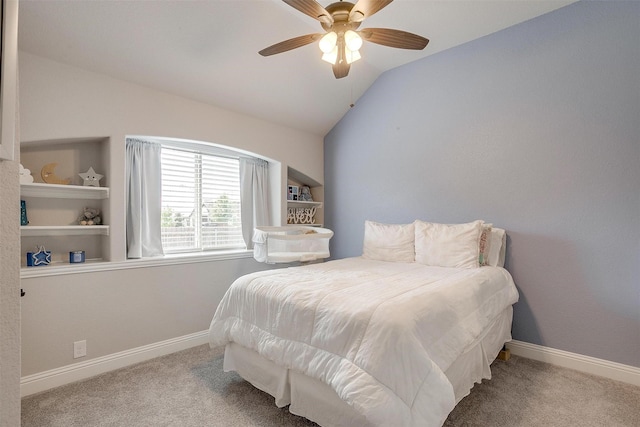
[160,143,245,253]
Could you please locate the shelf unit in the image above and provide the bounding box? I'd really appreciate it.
[20,138,110,270]
[20,184,110,237]
[287,167,324,227]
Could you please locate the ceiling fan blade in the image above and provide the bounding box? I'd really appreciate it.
[349,0,393,22]
[359,28,429,50]
[283,0,333,25]
[259,33,322,56]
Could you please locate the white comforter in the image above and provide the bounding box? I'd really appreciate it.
[209,257,519,426]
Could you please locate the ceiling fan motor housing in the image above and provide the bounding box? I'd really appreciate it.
[321,1,362,33]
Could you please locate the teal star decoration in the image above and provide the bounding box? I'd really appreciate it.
[79,167,104,187]
[32,247,52,266]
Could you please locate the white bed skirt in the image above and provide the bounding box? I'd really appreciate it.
[223,306,513,427]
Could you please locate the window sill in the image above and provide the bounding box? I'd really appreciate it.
[20,249,254,278]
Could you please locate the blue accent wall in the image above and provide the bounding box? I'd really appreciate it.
[324,1,640,366]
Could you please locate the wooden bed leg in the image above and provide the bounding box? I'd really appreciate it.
[497,347,511,361]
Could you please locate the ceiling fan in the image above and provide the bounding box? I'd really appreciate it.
[259,0,429,79]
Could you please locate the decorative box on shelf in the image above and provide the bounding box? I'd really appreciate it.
[26,246,52,267]
[252,226,333,264]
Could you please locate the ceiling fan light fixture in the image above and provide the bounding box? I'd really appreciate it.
[344,30,363,51]
[319,31,338,54]
[322,46,339,64]
[345,48,361,65]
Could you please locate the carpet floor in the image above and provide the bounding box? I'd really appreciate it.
[21,345,640,426]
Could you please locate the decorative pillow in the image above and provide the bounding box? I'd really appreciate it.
[479,224,492,266]
[362,220,415,262]
[415,220,484,268]
[486,227,506,267]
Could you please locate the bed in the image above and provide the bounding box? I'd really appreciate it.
[208,220,519,426]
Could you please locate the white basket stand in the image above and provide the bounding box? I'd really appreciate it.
[252,226,333,264]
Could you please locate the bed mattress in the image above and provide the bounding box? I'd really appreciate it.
[209,257,519,426]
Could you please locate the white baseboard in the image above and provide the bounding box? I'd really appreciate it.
[21,330,209,397]
[506,340,640,387]
[21,335,640,398]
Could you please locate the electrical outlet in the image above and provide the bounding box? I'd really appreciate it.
[73,340,87,359]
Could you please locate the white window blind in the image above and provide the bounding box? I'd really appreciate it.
[160,145,245,252]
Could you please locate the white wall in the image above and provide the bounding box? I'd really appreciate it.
[20,52,324,262]
[0,132,20,425]
[0,0,21,424]
[18,52,324,378]
[0,93,20,427]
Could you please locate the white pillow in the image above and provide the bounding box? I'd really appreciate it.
[362,221,415,262]
[486,227,506,267]
[415,220,484,268]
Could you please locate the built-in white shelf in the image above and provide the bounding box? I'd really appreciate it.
[20,183,109,199]
[20,137,112,271]
[21,225,110,237]
[286,166,324,227]
[21,258,106,278]
[287,200,322,208]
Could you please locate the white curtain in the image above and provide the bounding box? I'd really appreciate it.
[126,138,164,258]
[240,158,270,249]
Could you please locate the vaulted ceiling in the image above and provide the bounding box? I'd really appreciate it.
[18,0,575,136]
